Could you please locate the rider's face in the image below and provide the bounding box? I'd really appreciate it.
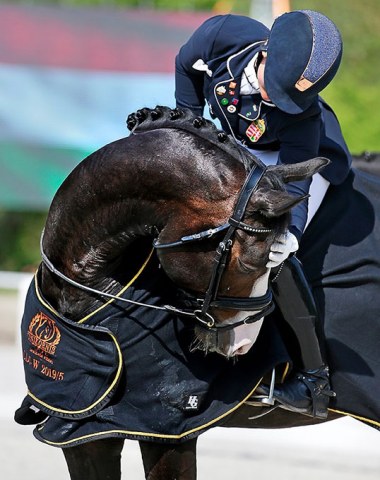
[257,52,271,102]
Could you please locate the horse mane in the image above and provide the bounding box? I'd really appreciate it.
[126,106,256,171]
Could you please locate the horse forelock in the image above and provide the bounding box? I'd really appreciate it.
[127,106,256,171]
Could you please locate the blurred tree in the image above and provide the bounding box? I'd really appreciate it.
[292,0,380,154]
[4,0,225,10]
[0,210,46,272]
[1,0,378,271]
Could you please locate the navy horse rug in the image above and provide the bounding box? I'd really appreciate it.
[299,168,380,428]
[19,240,290,448]
[18,167,380,447]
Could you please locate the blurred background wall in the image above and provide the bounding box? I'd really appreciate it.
[0,0,379,275]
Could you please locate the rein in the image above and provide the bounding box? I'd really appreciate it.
[153,221,271,250]
[40,162,274,332]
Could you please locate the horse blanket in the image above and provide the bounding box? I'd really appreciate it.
[18,168,380,447]
[19,243,289,448]
[299,168,380,429]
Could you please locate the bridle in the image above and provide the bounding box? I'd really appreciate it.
[154,160,275,330]
[40,162,274,333]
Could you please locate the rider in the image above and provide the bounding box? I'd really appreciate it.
[175,10,351,418]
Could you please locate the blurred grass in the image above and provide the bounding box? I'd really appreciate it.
[1,0,379,271]
[0,210,47,272]
[292,0,380,153]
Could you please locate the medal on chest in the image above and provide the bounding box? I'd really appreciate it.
[246,119,266,142]
[216,82,239,114]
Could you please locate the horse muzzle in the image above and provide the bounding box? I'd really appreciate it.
[192,312,265,358]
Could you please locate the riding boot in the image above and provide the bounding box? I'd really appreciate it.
[265,255,336,419]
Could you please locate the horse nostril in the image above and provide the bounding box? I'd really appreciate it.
[233,342,253,356]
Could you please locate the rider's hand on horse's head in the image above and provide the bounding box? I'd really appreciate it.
[266,231,299,269]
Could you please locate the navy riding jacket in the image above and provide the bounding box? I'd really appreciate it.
[175,14,352,239]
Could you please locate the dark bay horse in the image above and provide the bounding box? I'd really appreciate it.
[16,107,380,479]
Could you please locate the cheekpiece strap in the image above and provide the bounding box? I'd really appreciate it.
[231,162,266,221]
[197,163,267,321]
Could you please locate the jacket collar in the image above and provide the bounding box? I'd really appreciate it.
[227,41,266,79]
[213,41,267,133]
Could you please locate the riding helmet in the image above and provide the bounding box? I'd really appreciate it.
[264,10,343,114]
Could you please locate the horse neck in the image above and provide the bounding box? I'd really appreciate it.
[40,198,157,319]
[40,133,243,318]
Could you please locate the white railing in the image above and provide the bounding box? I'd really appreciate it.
[0,271,33,290]
[0,271,33,345]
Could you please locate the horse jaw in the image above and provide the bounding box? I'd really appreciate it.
[192,270,270,358]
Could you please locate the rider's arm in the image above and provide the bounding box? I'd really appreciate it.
[175,56,206,116]
[175,15,228,115]
[266,114,321,268]
[277,112,321,240]
[175,15,269,115]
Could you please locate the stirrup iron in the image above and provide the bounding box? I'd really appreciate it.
[247,368,276,407]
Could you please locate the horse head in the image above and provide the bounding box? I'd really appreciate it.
[41,106,328,359]
[128,107,329,357]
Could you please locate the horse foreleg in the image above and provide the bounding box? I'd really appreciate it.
[63,438,125,480]
[139,438,197,480]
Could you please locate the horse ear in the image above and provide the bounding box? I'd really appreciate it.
[268,157,330,183]
[253,190,308,218]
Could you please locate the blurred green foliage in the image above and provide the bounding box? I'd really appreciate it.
[3,0,252,13]
[0,210,47,272]
[292,0,380,154]
[1,0,379,271]
[5,0,225,9]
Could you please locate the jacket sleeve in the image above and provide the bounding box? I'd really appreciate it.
[175,15,269,115]
[175,59,206,116]
[175,15,228,115]
[277,113,321,240]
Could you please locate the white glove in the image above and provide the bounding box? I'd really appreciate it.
[266,231,299,269]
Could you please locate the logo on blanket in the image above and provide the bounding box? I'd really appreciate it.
[184,395,199,411]
[27,312,61,356]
